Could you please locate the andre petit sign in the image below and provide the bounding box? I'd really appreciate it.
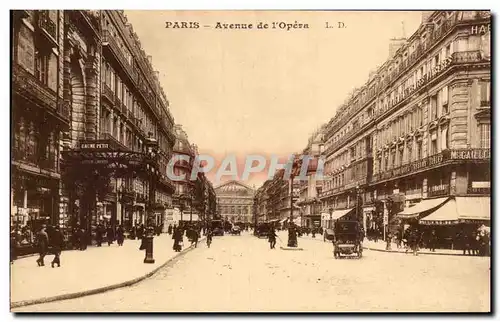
[80,143,110,149]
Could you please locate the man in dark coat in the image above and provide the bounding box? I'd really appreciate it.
[106,225,115,246]
[172,227,183,252]
[79,227,87,250]
[191,228,199,248]
[116,225,125,246]
[168,224,173,235]
[50,226,64,268]
[268,228,277,249]
[36,225,49,266]
[96,224,104,247]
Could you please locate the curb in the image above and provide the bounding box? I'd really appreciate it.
[11,237,205,309]
[363,246,468,257]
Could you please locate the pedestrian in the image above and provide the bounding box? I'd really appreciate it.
[206,228,213,247]
[10,228,18,264]
[79,227,87,250]
[116,225,125,246]
[106,225,115,246]
[395,230,402,249]
[96,224,103,247]
[268,228,277,249]
[429,230,438,252]
[168,224,173,235]
[50,226,64,268]
[191,228,199,248]
[172,228,183,252]
[36,225,49,267]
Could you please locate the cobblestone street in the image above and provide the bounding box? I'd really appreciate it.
[13,232,490,312]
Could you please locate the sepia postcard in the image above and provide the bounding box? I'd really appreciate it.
[9,9,491,313]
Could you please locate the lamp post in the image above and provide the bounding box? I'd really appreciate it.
[189,192,193,223]
[143,133,158,264]
[287,171,298,247]
[329,206,333,229]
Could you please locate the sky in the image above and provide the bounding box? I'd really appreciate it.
[124,10,423,188]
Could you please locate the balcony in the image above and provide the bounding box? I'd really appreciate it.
[102,30,137,85]
[12,64,63,118]
[37,11,57,44]
[324,21,485,144]
[102,85,115,105]
[98,132,128,151]
[372,148,490,184]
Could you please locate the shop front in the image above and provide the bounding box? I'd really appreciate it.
[418,196,490,250]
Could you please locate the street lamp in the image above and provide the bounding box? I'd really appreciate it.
[329,206,333,229]
[143,133,158,264]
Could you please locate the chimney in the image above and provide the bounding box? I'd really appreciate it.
[421,11,433,23]
[147,55,152,64]
[388,38,406,59]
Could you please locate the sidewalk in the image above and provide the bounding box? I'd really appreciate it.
[362,239,467,256]
[10,234,202,308]
[288,233,473,257]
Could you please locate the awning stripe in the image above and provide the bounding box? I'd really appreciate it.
[419,196,490,225]
[397,197,448,219]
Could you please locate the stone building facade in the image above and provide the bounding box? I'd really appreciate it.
[215,180,255,224]
[319,11,491,236]
[11,10,191,245]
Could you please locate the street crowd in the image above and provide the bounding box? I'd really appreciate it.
[10,221,216,268]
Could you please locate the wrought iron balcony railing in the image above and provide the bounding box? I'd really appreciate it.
[37,11,57,40]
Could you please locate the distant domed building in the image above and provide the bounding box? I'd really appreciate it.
[215,180,255,223]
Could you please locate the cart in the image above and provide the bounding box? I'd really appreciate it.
[333,220,363,259]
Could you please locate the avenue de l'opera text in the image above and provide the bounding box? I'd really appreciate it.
[166,21,311,31]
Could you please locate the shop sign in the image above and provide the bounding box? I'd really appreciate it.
[80,142,110,150]
[450,149,490,160]
[470,24,491,35]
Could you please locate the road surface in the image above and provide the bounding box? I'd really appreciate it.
[13,232,490,312]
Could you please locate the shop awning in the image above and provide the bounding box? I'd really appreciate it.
[331,208,354,221]
[419,197,490,225]
[455,196,490,222]
[397,197,448,219]
[419,199,457,225]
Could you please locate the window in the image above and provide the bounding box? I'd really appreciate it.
[480,123,491,148]
[430,95,438,120]
[35,50,49,85]
[446,44,451,57]
[399,149,404,165]
[479,81,490,107]
[407,146,413,162]
[442,86,449,113]
[416,142,422,160]
[431,137,438,155]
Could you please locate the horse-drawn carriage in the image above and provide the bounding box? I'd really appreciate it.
[333,220,363,259]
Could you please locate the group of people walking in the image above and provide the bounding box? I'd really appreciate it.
[169,223,214,252]
[34,225,65,268]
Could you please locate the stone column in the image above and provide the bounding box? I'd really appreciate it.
[422,178,428,199]
[85,48,99,140]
